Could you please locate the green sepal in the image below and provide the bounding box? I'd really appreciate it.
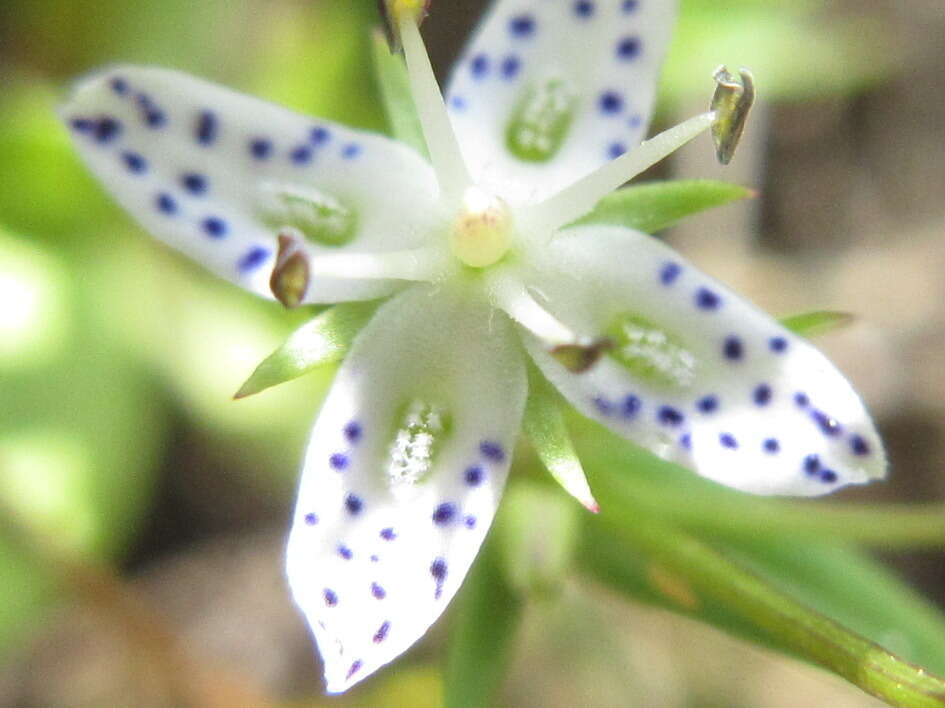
[523,366,599,512]
[780,310,855,338]
[573,179,754,233]
[234,301,380,399]
[370,28,428,158]
[494,482,581,598]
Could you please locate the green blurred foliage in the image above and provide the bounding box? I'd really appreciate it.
[0,0,919,704]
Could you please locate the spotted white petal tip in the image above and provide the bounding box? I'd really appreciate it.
[286,285,526,692]
[521,225,885,497]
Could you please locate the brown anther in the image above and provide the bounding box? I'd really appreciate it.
[269,231,310,309]
[711,66,755,165]
[550,338,614,374]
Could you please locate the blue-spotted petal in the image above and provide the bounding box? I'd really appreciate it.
[446,0,675,204]
[285,284,527,692]
[60,66,440,303]
[520,225,886,496]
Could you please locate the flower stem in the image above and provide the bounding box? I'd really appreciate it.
[585,510,945,708]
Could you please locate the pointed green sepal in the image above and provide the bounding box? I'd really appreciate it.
[495,483,581,598]
[573,179,754,234]
[234,301,380,399]
[370,28,428,157]
[780,310,855,339]
[523,366,599,512]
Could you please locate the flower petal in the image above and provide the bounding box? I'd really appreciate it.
[520,225,885,496]
[446,0,675,203]
[60,66,440,302]
[285,284,527,692]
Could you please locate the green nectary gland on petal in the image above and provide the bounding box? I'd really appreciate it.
[386,398,452,488]
[605,313,698,388]
[506,76,577,163]
[257,182,357,247]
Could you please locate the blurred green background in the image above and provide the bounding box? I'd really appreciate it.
[1,1,944,706]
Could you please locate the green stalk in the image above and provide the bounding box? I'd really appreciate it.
[586,511,945,708]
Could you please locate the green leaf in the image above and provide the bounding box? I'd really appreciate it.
[573,179,754,233]
[234,301,379,399]
[523,367,598,512]
[370,28,428,157]
[780,310,855,338]
[444,536,523,708]
[580,511,945,707]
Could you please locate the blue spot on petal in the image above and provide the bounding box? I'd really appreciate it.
[181,173,208,195]
[697,395,719,414]
[680,433,692,450]
[110,77,129,95]
[471,54,490,79]
[501,55,521,79]
[338,544,353,560]
[696,288,722,310]
[290,145,312,164]
[450,95,467,111]
[719,433,739,449]
[574,0,595,17]
[850,434,871,456]
[310,126,331,145]
[94,117,122,143]
[622,395,642,419]
[373,621,390,643]
[323,588,338,606]
[795,392,810,407]
[509,14,535,37]
[660,262,682,285]
[70,117,94,133]
[480,440,505,463]
[249,138,273,160]
[594,396,615,416]
[763,438,780,454]
[342,143,362,159]
[304,512,318,526]
[433,502,457,525]
[344,493,363,515]
[371,582,386,600]
[344,421,363,443]
[658,406,684,427]
[346,661,363,680]
[330,453,349,470]
[617,36,641,60]
[156,193,177,215]
[812,409,843,437]
[723,336,744,361]
[121,151,147,174]
[464,515,477,529]
[608,142,627,159]
[201,217,227,239]
[820,469,838,484]
[622,0,639,12]
[464,465,484,487]
[753,383,773,406]
[380,527,396,541]
[599,91,624,114]
[195,110,218,145]
[769,336,789,353]
[237,246,270,273]
[803,454,821,475]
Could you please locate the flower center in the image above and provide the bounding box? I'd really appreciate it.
[449,186,514,268]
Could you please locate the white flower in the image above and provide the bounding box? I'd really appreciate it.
[60,0,885,693]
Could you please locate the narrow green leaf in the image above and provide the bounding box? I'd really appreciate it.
[573,179,754,233]
[234,301,379,399]
[780,310,855,338]
[580,511,945,707]
[370,28,428,157]
[523,367,599,512]
[444,536,523,708]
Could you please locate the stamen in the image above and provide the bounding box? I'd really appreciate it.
[398,16,471,202]
[491,274,609,373]
[519,112,716,237]
[269,231,438,307]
